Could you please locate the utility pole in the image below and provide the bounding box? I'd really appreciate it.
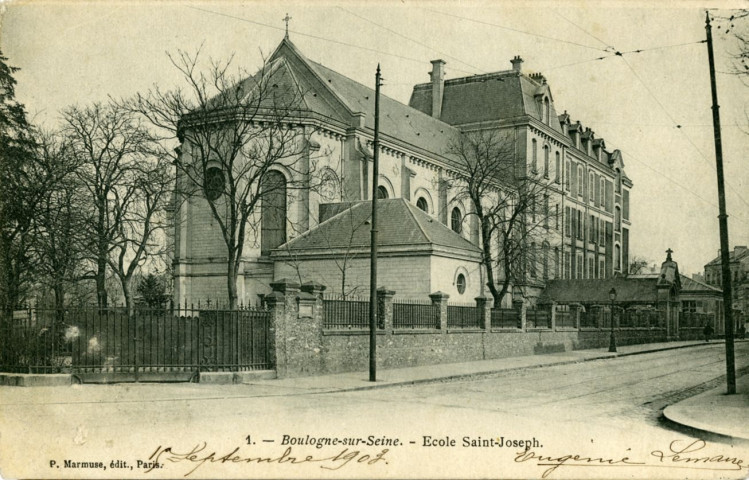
[705,11,736,394]
[369,64,382,382]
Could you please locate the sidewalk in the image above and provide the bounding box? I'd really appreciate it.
[244,339,720,393]
[663,373,749,441]
[245,339,749,442]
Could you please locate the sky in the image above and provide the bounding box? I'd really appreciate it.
[1,0,748,276]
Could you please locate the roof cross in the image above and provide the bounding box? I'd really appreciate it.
[666,248,673,261]
[283,13,292,39]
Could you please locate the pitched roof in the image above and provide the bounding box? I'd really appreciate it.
[679,274,722,293]
[264,39,460,158]
[540,278,660,304]
[705,247,749,267]
[409,71,563,133]
[273,198,481,256]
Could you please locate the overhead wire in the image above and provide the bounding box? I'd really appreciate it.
[546,8,749,212]
[184,5,457,69]
[183,4,749,220]
[421,8,609,53]
[336,6,486,75]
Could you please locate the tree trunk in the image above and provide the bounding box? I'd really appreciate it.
[480,218,501,307]
[122,278,134,319]
[227,250,238,310]
[96,256,108,309]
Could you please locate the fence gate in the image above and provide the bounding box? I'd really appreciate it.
[1,307,273,383]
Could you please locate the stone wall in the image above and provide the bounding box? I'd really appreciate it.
[266,281,688,378]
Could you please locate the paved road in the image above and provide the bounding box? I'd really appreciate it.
[1,342,748,479]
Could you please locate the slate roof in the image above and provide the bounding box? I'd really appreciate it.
[274,198,481,256]
[409,71,563,134]
[304,58,460,156]
[705,247,749,267]
[679,274,722,293]
[540,278,660,304]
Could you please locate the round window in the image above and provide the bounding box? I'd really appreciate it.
[204,167,225,201]
[456,273,466,294]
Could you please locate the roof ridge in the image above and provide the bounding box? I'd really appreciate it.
[404,200,433,244]
[278,201,368,250]
[308,58,459,133]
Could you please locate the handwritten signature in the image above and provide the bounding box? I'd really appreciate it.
[147,443,389,477]
[515,439,748,478]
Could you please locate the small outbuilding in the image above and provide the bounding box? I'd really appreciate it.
[272,198,484,299]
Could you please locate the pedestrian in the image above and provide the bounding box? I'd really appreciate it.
[703,323,714,342]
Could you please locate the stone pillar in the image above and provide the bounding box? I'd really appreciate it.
[268,279,300,378]
[513,289,526,330]
[377,287,395,334]
[264,291,286,374]
[570,304,581,329]
[300,282,326,299]
[475,296,490,330]
[429,291,450,332]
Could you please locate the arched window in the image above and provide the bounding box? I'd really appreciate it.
[531,139,538,173]
[451,207,462,233]
[204,167,225,201]
[529,242,537,278]
[543,145,550,178]
[555,152,561,183]
[615,206,621,232]
[456,274,466,294]
[554,247,560,278]
[377,185,389,199]
[416,197,428,212]
[615,244,622,271]
[261,171,287,256]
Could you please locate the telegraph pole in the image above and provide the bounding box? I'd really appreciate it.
[369,64,382,382]
[705,11,736,394]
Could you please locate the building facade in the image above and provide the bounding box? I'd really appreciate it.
[704,245,749,327]
[172,38,632,306]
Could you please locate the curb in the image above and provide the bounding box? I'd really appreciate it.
[661,405,749,443]
[292,342,716,394]
[0,373,73,387]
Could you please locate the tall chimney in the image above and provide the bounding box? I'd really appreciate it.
[511,55,524,72]
[430,59,445,118]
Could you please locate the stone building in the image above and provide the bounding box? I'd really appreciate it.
[704,245,749,327]
[172,38,632,306]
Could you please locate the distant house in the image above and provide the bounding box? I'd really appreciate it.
[704,245,749,328]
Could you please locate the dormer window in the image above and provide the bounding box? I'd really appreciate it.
[615,168,622,194]
[543,97,550,125]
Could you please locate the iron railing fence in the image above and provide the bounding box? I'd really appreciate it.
[554,307,576,328]
[680,311,715,328]
[526,308,552,329]
[0,306,272,375]
[490,308,520,329]
[447,304,481,329]
[392,299,439,329]
[322,295,372,329]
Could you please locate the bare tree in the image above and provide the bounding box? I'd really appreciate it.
[63,101,168,312]
[628,255,653,275]
[126,48,312,308]
[30,131,86,311]
[445,130,555,306]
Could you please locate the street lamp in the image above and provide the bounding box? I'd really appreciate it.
[609,287,617,353]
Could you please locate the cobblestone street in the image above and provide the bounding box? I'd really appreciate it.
[2,342,748,479]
